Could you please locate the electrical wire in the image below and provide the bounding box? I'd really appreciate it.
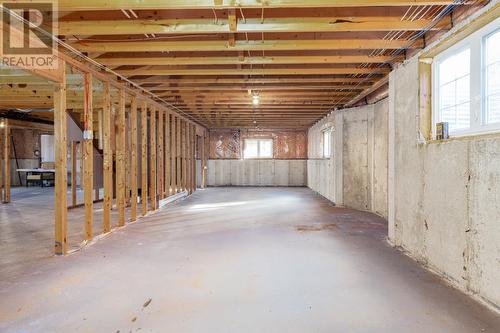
[328,0,467,114]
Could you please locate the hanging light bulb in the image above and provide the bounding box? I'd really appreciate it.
[252,95,260,105]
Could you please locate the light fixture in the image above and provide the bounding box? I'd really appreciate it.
[252,95,260,105]
[0,122,4,128]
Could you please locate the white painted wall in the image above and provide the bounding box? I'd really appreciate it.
[207,159,306,187]
[389,56,500,309]
[307,99,389,218]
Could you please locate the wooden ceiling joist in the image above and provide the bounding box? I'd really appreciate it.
[147,85,369,91]
[97,55,403,66]
[74,39,422,53]
[118,67,391,76]
[134,77,377,85]
[59,17,450,36]
[58,0,455,11]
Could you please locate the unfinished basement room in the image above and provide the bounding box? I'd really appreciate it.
[0,1,499,332]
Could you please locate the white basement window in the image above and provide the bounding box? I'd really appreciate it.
[433,17,500,137]
[485,29,500,124]
[322,129,332,158]
[243,138,273,159]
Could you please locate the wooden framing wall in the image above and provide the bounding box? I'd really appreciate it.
[9,64,203,256]
[0,14,207,255]
[165,113,171,197]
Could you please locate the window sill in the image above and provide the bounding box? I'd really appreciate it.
[425,128,500,144]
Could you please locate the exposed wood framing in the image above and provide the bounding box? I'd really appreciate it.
[191,124,196,193]
[176,117,181,193]
[118,67,391,77]
[130,96,138,221]
[54,72,67,255]
[186,123,192,195]
[116,90,126,226]
[0,122,3,202]
[182,120,187,192]
[171,116,178,194]
[201,130,207,189]
[75,39,421,54]
[165,113,171,197]
[60,17,449,36]
[149,107,157,210]
[2,119,10,203]
[83,73,94,240]
[58,1,455,11]
[71,141,77,206]
[103,82,113,232]
[141,101,148,216]
[157,110,164,199]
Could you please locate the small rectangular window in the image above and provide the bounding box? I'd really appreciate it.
[484,29,500,124]
[243,139,273,159]
[436,47,471,132]
[322,129,331,158]
[430,17,500,138]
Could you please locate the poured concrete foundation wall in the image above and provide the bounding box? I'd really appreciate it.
[389,56,500,309]
[207,159,306,186]
[307,99,388,218]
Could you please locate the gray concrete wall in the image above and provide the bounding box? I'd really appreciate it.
[307,99,389,218]
[388,56,500,309]
[207,159,306,187]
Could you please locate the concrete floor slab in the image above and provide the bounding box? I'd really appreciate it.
[0,187,499,332]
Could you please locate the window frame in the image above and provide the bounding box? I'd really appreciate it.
[322,128,332,158]
[482,27,500,127]
[243,138,274,159]
[431,16,500,138]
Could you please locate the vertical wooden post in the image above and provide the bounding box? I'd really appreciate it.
[130,96,138,221]
[102,82,112,232]
[192,124,196,193]
[176,119,182,192]
[164,113,171,197]
[123,106,132,207]
[3,118,10,203]
[125,107,131,207]
[157,110,164,199]
[54,67,67,255]
[97,107,103,150]
[79,142,84,190]
[0,121,3,202]
[83,73,93,241]
[186,121,191,194]
[149,107,157,211]
[116,89,126,226]
[182,120,187,192]
[200,129,205,189]
[203,130,209,188]
[71,141,77,206]
[141,101,148,216]
[171,116,177,194]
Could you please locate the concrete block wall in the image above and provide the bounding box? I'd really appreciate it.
[307,99,389,218]
[207,159,307,187]
[388,56,500,309]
